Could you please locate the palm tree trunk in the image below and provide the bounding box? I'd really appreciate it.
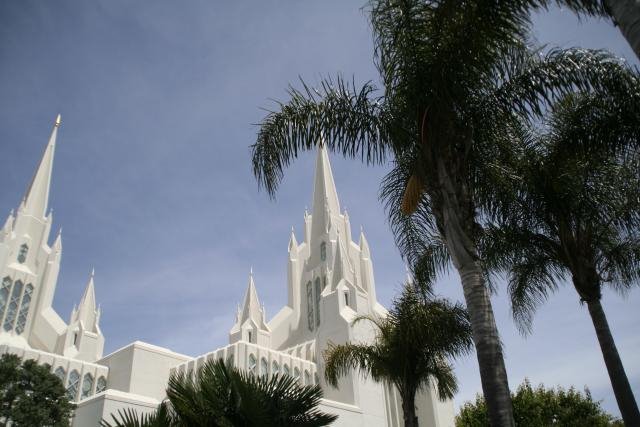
[605,0,640,59]
[586,298,640,425]
[437,166,515,427]
[401,394,419,427]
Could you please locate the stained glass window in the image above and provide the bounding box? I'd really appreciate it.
[260,358,268,377]
[17,244,28,264]
[96,376,107,393]
[314,278,321,326]
[66,370,80,400]
[306,281,314,332]
[248,354,256,376]
[15,284,33,334]
[3,280,23,332]
[0,277,11,322]
[283,364,290,376]
[320,242,327,261]
[81,373,94,399]
[304,370,311,385]
[54,366,66,382]
[272,361,280,375]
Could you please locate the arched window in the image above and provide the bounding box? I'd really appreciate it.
[304,370,311,385]
[66,370,80,400]
[0,277,12,321]
[81,373,94,399]
[54,366,66,382]
[272,361,280,375]
[306,281,314,332]
[283,364,290,376]
[314,373,319,385]
[15,283,33,334]
[320,242,327,261]
[314,278,321,326]
[260,358,268,377]
[226,354,234,367]
[294,367,301,383]
[17,244,28,264]
[96,376,107,393]
[248,354,256,376]
[3,280,23,332]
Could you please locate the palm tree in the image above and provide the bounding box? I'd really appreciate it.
[483,88,640,425]
[101,359,337,427]
[324,283,472,427]
[251,1,634,424]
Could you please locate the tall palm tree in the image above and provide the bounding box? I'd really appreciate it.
[483,88,640,425]
[324,283,472,427]
[251,1,634,424]
[101,359,337,427]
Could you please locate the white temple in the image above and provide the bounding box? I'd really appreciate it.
[0,118,454,426]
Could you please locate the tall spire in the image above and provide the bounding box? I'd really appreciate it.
[75,268,98,329]
[240,269,263,326]
[21,115,60,219]
[311,144,340,238]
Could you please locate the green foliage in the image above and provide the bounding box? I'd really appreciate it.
[324,282,472,423]
[456,379,623,426]
[0,353,74,427]
[101,359,336,427]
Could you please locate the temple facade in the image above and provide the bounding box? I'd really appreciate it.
[0,118,454,426]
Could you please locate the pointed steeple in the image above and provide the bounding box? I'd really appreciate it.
[1,210,14,237]
[52,228,62,253]
[288,227,298,253]
[239,269,263,326]
[359,227,370,259]
[21,115,60,219]
[75,268,98,330]
[311,144,340,238]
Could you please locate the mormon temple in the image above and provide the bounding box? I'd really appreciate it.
[0,118,454,426]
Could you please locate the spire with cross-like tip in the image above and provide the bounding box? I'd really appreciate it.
[20,115,60,219]
[229,269,271,345]
[73,268,99,331]
[311,144,341,239]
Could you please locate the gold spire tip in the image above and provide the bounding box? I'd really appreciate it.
[55,114,62,128]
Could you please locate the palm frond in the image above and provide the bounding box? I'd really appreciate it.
[252,76,389,198]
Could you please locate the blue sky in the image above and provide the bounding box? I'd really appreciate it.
[1,0,638,417]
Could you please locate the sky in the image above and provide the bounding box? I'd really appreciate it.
[1,0,638,418]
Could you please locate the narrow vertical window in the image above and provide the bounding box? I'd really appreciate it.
[294,367,301,383]
[66,370,80,400]
[304,370,311,385]
[248,354,256,376]
[283,364,290,376]
[272,361,280,375]
[226,354,234,367]
[3,280,23,331]
[314,373,320,385]
[96,376,107,393]
[320,242,326,261]
[15,284,33,334]
[344,292,349,307]
[81,373,94,399]
[17,244,28,264]
[260,358,268,377]
[314,278,321,326]
[0,277,12,322]
[306,281,314,331]
[247,331,252,343]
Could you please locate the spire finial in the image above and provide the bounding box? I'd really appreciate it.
[90,267,95,278]
[55,114,62,128]
[250,266,253,277]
